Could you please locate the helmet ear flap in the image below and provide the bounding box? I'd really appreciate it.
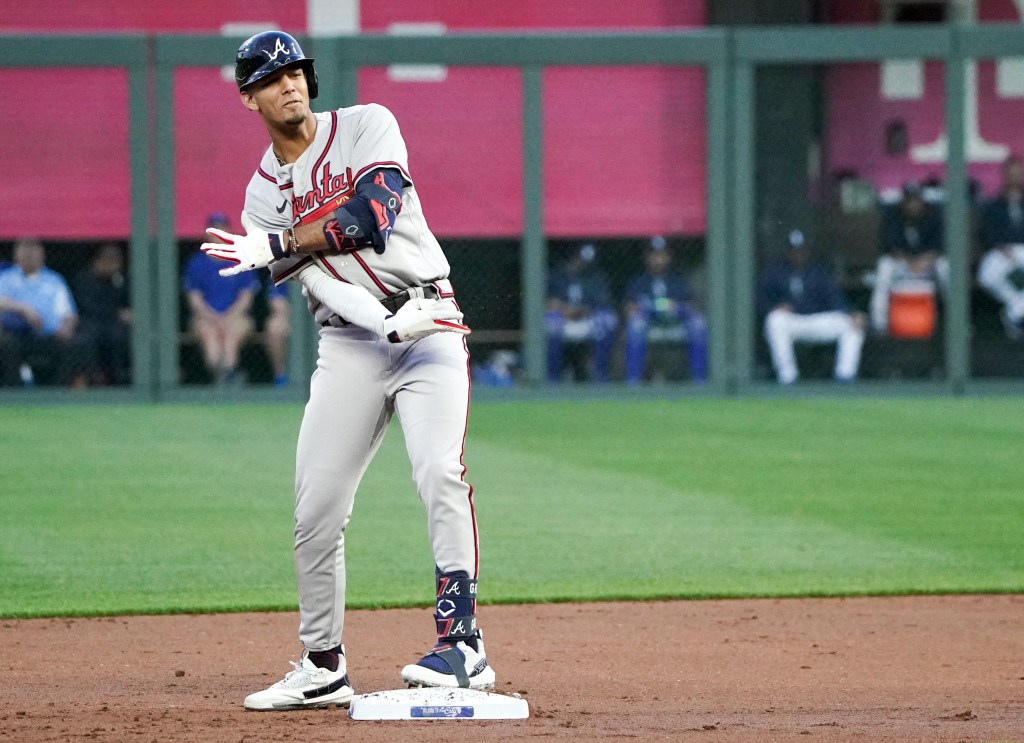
[305,65,319,99]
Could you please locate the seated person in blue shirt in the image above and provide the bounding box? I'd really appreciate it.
[757,229,866,385]
[0,238,92,386]
[545,243,617,383]
[183,213,259,384]
[623,236,708,384]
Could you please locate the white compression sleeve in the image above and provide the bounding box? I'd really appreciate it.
[295,264,388,338]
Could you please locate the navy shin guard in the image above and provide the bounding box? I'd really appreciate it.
[434,570,477,641]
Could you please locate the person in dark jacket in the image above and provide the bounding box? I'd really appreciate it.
[977,154,1024,339]
[545,243,617,382]
[871,182,948,334]
[757,229,866,385]
[623,236,707,383]
[72,242,132,385]
[879,180,943,258]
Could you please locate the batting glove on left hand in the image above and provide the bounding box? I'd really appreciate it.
[201,212,288,276]
[384,298,471,343]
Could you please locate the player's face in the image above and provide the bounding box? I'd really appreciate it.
[241,66,310,126]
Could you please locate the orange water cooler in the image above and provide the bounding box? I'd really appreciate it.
[888,280,937,339]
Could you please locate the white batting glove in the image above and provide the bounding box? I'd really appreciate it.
[384,298,471,343]
[201,212,288,277]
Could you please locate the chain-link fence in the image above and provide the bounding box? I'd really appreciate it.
[5,29,1024,398]
[176,232,293,388]
[0,239,132,389]
[455,235,708,388]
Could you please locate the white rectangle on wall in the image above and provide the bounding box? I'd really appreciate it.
[389,22,447,83]
[881,59,924,100]
[996,57,1024,98]
[308,0,359,36]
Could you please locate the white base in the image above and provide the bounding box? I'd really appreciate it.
[348,687,529,720]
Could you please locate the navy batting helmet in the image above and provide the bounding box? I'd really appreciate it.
[235,31,318,99]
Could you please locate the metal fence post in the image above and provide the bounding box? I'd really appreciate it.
[128,37,157,401]
[731,59,757,389]
[521,65,546,385]
[706,37,735,393]
[944,27,971,393]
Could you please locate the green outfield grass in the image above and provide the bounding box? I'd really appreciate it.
[0,397,1021,618]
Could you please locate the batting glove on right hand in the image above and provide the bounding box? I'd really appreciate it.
[201,212,288,277]
[384,298,471,343]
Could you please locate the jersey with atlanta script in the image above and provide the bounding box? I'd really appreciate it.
[243,104,451,324]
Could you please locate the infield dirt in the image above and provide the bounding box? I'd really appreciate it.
[2,594,1022,742]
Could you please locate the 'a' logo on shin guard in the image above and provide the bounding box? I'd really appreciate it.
[447,618,474,636]
[436,615,477,639]
[435,572,478,640]
[436,576,459,596]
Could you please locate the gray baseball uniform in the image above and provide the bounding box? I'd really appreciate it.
[244,103,479,652]
[206,31,493,708]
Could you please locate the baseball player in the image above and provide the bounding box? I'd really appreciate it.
[757,229,866,385]
[623,237,708,384]
[201,31,494,710]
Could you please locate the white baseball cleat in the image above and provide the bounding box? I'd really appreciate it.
[244,653,354,711]
[401,631,496,690]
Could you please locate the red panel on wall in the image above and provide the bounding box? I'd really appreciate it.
[0,0,306,32]
[0,0,708,239]
[0,0,308,239]
[359,0,707,236]
[542,66,706,237]
[359,0,703,31]
[0,69,130,238]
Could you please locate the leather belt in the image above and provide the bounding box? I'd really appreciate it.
[320,285,442,328]
[380,285,440,314]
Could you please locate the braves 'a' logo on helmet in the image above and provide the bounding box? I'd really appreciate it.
[261,37,297,62]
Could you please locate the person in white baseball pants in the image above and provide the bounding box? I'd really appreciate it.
[199,31,495,711]
[758,230,866,385]
[976,155,1024,340]
[977,244,1024,339]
